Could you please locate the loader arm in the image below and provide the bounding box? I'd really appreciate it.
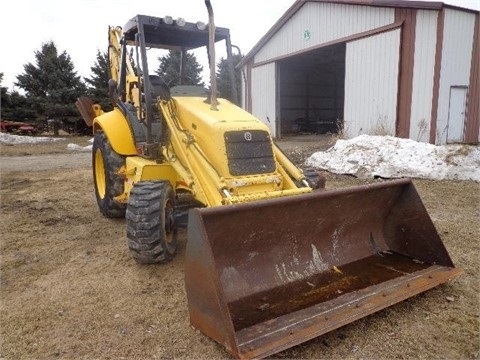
[160,99,224,206]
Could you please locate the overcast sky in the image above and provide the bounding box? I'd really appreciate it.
[1,0,478,92]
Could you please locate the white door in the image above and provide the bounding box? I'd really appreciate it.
[447,87,467,143]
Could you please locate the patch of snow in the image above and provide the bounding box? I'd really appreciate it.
[0,132,65,144]
[67,143,93,152]
[0,133,94,152]
[305,135,480,182]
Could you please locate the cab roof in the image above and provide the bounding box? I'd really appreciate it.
[122,14,231,51]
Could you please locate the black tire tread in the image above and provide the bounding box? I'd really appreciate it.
[126,181,177,264]
[92,131,126,218]
[302,167,324,190]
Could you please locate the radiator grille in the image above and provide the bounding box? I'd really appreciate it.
[224,130,275,176]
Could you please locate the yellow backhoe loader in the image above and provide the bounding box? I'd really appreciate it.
[76,1,463,358]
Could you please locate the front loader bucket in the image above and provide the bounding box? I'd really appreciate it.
[185,179,463,359]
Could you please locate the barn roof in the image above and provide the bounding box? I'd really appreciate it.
[237,0,479,68]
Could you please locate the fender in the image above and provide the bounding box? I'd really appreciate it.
[93,108,137,155]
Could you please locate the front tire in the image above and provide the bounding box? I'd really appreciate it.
[302,167,326,190]
[92,131,127,218]
[126,181,178,264]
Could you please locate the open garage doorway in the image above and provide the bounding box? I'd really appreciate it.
[277,43,345,138]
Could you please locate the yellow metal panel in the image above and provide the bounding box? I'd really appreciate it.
[222,187,311,205]
[93,108,137,155]
[173,97,274,178]
[159,97,311,207]
[223,174,283,196]
[174,97,263,124]
[124,156,180,194]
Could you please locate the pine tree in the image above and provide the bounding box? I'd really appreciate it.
[2,91,37,122]
[15,41,86,130]
[1,73,37,122]
[155,50,204,87]
[216,53,243,105]
[84,50,112,112]
[0,73,7,118]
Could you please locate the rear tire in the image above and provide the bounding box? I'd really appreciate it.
[126,181,178,264]
[302,167,326,190]
[92,131,126,218]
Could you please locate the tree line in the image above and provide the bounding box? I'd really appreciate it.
[0,41,242,134]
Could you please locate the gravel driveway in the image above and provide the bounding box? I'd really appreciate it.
[0,152,90,172]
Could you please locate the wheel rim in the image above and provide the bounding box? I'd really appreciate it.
[94,149,106,199]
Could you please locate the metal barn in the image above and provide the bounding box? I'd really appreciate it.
[238,0,479,144]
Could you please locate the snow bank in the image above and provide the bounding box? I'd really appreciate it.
[305,135,480,182]
[67,143,93,151]
[67,138,93,151]
[0,132,65,144]
[0,132,94,152]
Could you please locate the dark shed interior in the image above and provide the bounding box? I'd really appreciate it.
[278,43,346,137]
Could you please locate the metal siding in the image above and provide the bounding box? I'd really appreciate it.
[409,10,439,142]
[255,2,395,63]
[251,63,277,137]
[344,29,400,137]
[436,9,476,144]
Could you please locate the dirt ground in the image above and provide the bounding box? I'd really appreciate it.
[0,135,479,359]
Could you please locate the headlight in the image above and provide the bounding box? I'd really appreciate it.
[176,17,186,27]
[196,21,207,30]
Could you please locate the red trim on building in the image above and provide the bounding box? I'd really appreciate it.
[395,8,417,138]
[465,13,479,143]
[429,9,445,144]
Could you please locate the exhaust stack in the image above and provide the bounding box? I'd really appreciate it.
[205,0,218,111]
